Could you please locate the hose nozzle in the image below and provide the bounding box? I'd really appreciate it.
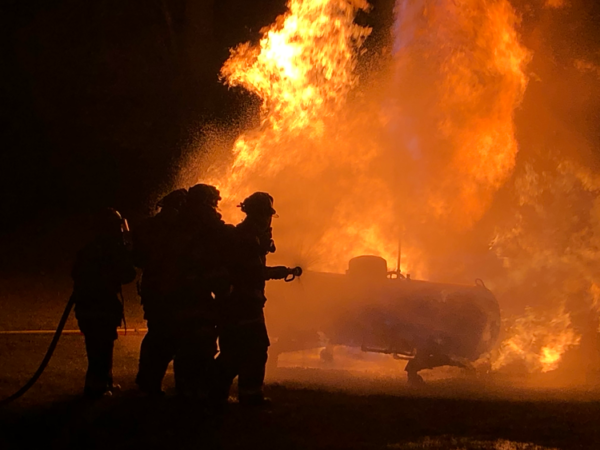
[285,266,303,282]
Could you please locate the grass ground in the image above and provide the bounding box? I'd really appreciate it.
[1,333,600,450]
[1,269,598,450]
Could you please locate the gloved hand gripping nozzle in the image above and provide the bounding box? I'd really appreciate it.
[266,266,303,282]
[285,266,302,282]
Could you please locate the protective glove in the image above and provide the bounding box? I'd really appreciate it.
[266,266,291,280]
[284,266,302,282]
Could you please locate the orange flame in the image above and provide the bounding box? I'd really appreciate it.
[492,306,581,373]
[392,0,530,230]
[216,0,371,199]
[489,159,600,373]
[201,0,530,276]
[207,0,404,272]
[186,0,595,375]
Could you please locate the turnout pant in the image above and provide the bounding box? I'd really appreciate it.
[136,317,218,397]
[176,324,218,398]
[136,320,176,394]
[78,320,118,396]
[216,320,270,401]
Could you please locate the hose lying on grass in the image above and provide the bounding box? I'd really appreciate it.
[0,295,75,406]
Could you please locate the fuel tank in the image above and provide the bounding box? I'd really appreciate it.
[266,255,500,362]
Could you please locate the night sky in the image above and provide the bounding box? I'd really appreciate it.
[0,0,277,230]
[0,0,395,235]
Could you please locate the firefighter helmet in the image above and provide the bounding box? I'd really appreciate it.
[96,208,125,235]
[157,188,188,210]
[187,184,221,208]
[239,192,277,217]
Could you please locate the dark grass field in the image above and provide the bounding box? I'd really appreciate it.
[1,332,600,450]
[1,269,600,450]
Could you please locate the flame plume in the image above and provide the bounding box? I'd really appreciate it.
[205,0,530,275]
[185,0,598,375]
[208,0,404,271]
[392,0,530,231]
[489,160,600,373]
[216,0,371,198]
[492,306,581,373]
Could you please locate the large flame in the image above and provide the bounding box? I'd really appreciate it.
[209,0,401,271]
[489,159,600,373]
[205,0,530,276]
[492,306,581,373]
[392,0,529,229]
[185,0,598,375]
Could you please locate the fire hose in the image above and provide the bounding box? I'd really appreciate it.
[0,221,137,404]
[0,295,76,406]
[0,293,136,405]
[0,267,300,406]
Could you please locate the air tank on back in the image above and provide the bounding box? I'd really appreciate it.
[266,255,501,373]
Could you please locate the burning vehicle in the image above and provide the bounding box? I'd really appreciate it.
[266,255,501,383]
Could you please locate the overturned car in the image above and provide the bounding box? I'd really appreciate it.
[266,255,501,384]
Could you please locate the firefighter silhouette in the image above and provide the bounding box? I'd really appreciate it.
[72,208,136,398]
[133,188,187,395]
[216,192,301,406]
[135,184,231,399]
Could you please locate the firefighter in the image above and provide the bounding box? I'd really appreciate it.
[133,188,188,396]
[172,183,234,399]
[216,192,301,406]
[136,183,229,399]
[72,208,136,398]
